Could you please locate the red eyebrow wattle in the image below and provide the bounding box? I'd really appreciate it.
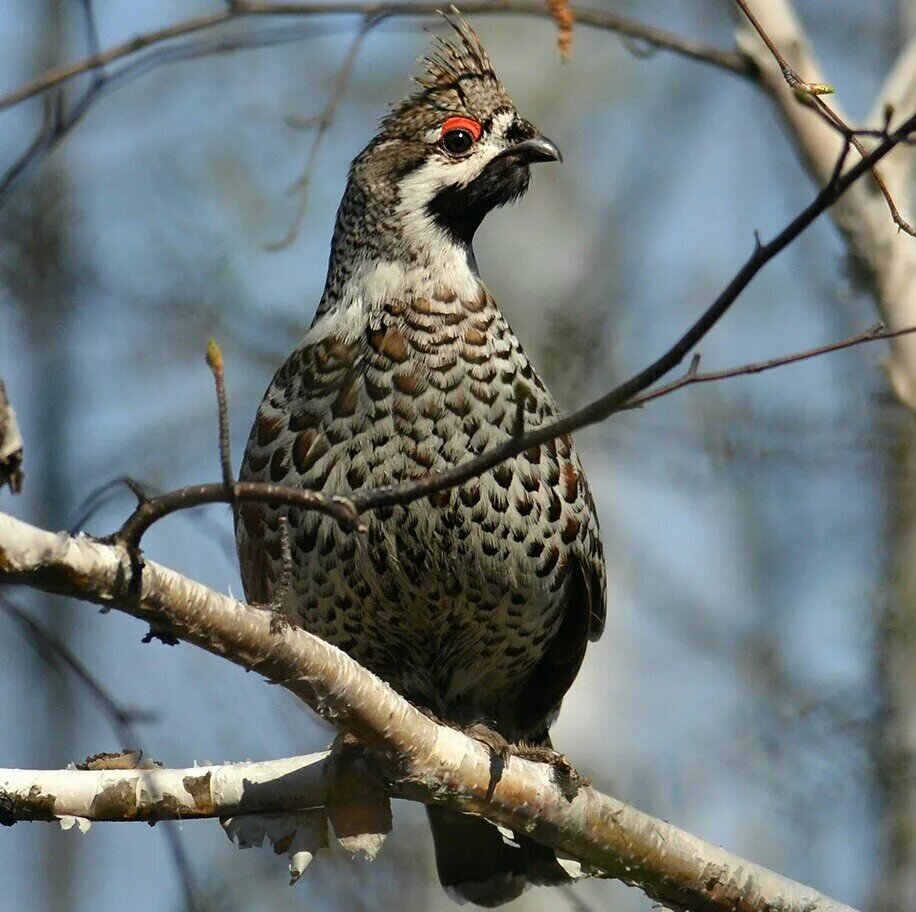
[441,116,482,141]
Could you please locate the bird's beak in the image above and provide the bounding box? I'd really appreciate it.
[501,135,563,164]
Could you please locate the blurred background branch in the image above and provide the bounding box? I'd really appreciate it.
[3,1,916,911]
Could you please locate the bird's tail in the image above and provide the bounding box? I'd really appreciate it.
[426,803,571,907]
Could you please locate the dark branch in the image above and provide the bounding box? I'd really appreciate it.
[106,285,916,550]
[113,481,363,548]
[0,2,752,115]
[349,110,916,515]
[625,322,916,410]
[97,110,916,546]
[732,0,916,238]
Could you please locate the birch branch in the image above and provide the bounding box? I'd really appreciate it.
[0,510,857,912]
[0,752,337,824]
[733,0,916,408]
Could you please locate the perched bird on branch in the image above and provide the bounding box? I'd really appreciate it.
[237,11,606,906]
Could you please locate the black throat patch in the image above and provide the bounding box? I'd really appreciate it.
[427,156,531,246]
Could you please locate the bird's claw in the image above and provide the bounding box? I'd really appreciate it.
[508,744,586,799]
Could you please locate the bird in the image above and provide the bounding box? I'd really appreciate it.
[236,11,606,906]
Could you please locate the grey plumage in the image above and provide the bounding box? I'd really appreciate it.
[237,11,606,905]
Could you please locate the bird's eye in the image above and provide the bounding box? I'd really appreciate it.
[439,116,482,156]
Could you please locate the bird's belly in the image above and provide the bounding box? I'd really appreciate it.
[285,491,564,716]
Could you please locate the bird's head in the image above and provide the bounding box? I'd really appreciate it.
[332,10,560,272]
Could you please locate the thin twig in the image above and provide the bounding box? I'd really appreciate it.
[347,110,916,515]
[0,78,103,207]
[267,18,373,250]
[0,2,752,115]
[112,481,363,547]
[733,0,916,238]
[624,322,916,409]
[206,340,234,492]
[0,3,752,210]
[107,320,914,550]
[810,95,916,237]
[70,476,152,534]
[731,0,832,96]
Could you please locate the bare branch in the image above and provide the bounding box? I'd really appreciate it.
[96,318,916,562]
[625,322,916,410]
[0,751,337,824]
[0,3,751,116]
[733,0,916,408]
[87,120,916,548]
[732,0,832,96]
[346,112,916,516]
[267,18,372,251]
[0,512,859,912]
[112,481,364,548]
[733,0,915,237]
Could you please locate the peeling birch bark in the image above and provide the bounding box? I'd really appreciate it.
[0,511,859,912]
[0,381,24,493]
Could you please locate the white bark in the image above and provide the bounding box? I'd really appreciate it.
[0,380,24,493]
[734,0,916,407]
[0,510,858,912]
[0,753,333,824]
[734,6,916,907]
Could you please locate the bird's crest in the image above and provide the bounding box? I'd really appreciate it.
[379,8,512,137]
[414,8,494,89]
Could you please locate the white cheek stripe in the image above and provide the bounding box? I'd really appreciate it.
[307,112,519,342]
[394,110,516,261]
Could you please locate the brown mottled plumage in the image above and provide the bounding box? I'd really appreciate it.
[237,11,606,906]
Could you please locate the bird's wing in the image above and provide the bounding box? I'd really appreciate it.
[236,334,362,606]
[512,446,606,736]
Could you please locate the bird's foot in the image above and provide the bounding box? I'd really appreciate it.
[415,710,510,798]
[508,743,587,800]
[460,722,511,800]
[248,598,296,634]
[267,603,295,634]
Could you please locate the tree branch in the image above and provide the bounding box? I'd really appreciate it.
[346,112,916,516]
[0,511,858,912]
[0,4,753,208]
[0,752,338,824]
[109,318,916,550]
[625,322,916,410]
[733,0,916,409]
[732,0,915,238]
[0,1,750,116]
[113,481,363,547]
